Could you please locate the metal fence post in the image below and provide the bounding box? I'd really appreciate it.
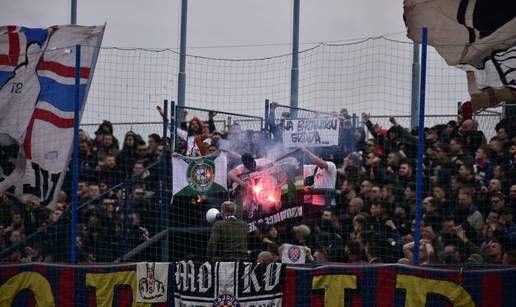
[264,99,270,128]
[410,42,421,129]
[70,44,81,263]
[413,27,428,265]
[161,100,170,262]
[71,0,77,24]
[351,113,357,152]
[177,0,188,123]
[290,0,300,119]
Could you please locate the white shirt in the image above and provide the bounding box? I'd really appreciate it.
[303,162,337,206]
[177,129,211,156]
[231,158,272,177]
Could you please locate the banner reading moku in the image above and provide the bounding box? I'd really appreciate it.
[1,263,515,306]
[174,261,285,307]
[283,117,340,148]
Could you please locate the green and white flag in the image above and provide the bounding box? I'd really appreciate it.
[172,152,227,196]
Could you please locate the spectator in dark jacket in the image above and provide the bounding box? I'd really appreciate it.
[207,201,248,261]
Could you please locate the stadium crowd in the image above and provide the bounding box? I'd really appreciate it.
[0,103,515,266]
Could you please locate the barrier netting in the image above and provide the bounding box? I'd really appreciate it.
[0,37,515,306]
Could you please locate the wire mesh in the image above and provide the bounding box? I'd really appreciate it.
[0,34,515,306]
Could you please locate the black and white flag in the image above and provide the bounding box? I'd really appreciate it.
[174,261,285,307]
[404,0,516,110]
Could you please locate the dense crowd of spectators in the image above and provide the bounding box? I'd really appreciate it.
[242,105,516,266]
[1,104,515,266]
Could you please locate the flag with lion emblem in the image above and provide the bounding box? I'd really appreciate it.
[172,152,227,196]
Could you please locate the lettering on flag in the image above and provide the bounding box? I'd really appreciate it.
[174,261,285,307]
[235,150,305,232]
[0,25,105,208]
[283,117,340,148]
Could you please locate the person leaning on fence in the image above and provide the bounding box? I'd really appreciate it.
[207,201,249,261]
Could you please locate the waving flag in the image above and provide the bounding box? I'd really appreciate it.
[0,25,105,207]
[403,0,516,111]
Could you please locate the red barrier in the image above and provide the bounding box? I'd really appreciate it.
[0,262,515,306]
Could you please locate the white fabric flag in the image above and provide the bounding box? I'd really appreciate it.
[172,152,227,196]
[136,262,169,303]
[403,0,516,110]
[0,25,105,208]
[281,243,306,264]
[404,0,516,68]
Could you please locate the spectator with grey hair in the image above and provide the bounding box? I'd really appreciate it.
[207,201,248,261]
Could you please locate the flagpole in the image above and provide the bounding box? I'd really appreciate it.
[413,27,428,265]
[71,0,77,24]
[70,44,81,263]
[161,100,170,262]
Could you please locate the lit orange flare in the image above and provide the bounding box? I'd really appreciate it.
[253,183,263,195]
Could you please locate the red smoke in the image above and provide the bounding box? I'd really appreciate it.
[249,175,281,210]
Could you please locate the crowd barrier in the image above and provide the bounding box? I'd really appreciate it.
[1,263,515,306]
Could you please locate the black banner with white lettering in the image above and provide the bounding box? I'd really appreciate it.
[236,150,305,232]
[174,261,285,307]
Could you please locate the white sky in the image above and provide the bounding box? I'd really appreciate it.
[3,1,487,139]
[1,0,407,57]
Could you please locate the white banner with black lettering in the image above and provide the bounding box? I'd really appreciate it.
[174,261,285,307]
[282,117,340,148]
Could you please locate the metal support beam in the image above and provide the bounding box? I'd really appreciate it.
[410,42,420,129]
[71,0,77,24]
[413,28,428,266]
[70,44,81,263]
[177,0,188,127]
[290,0,300,116]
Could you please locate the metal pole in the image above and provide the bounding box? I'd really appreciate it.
[70,45,81,263]
[351,113,357,152]
[264,99,270,133]
[290,0,300,117]
[413,28,428,265]
[71,0,77,24]
[161,100,170,262]
[410,42,421,129]
[177,0,188,126]
[169,101,175,260]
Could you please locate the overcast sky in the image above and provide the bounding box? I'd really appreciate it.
[3,1,478,139]
[1,0,407,58]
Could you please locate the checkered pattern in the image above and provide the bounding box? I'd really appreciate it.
[288,246,301,262]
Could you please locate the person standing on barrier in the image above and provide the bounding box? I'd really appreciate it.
[207,201,249,261]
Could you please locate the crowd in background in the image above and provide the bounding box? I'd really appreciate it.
[0,103,515,266]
